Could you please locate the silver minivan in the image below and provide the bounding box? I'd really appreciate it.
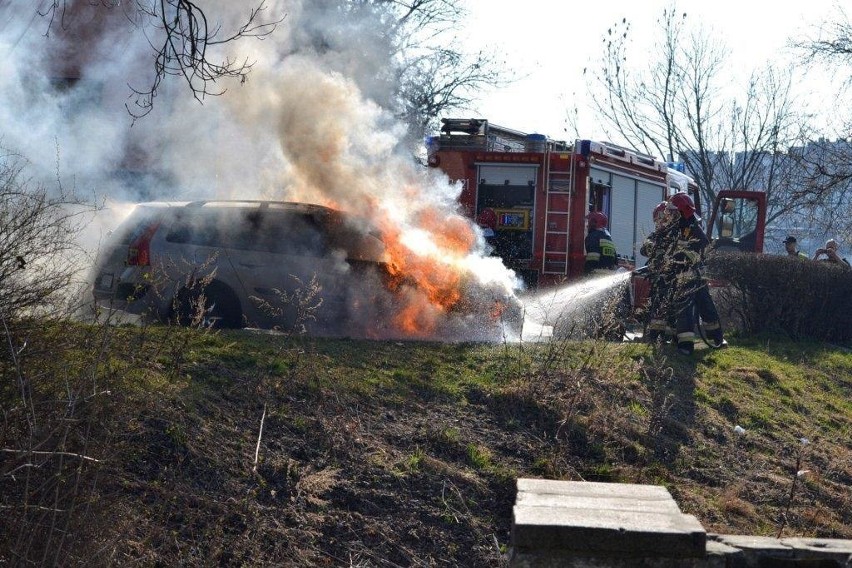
[91,200,387,334]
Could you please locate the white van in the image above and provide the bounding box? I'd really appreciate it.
[91,200,386,334]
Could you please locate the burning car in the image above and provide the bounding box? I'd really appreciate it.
[91,200,522,339]
[91,200,390,334]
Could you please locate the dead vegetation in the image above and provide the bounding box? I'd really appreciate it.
[708,251,852,342]
[2,317,851,566]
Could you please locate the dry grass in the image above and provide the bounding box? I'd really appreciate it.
[1,320,851,565]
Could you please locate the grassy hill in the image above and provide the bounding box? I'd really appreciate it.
[1,321,850,566]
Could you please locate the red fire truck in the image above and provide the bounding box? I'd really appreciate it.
[428,118,766,290]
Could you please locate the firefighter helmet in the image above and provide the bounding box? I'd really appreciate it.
[652,201,668,223]
[587,211,608,230]
[667,192,696,219]
[477,207,497,230]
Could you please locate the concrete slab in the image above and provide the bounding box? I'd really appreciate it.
[709,534,852,566]
[517,478,673,501]
[705,539,743,559]
[709,534,794,557]
[513,505,707,557]
[509,549,725,567]
[515,492,682,514]
[782,537,852,563]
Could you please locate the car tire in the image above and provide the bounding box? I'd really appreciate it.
[174,281,243,329]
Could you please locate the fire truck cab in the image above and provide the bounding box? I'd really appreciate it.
[707,190,767,254]
[428,118,700,287]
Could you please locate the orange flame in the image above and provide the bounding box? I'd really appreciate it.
[376,206,477,337]
[282,186,482,338]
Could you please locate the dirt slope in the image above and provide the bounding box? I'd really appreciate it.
[2,325,850,566]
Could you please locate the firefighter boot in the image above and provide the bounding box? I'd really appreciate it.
[708,328,728,348]
[677,340,694,356]
[646,329,660,343]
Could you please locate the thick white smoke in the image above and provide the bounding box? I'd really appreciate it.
[0,0,522,339]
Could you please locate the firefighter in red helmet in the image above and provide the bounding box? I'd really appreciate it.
[477,208,498,243]
[652,201,668,225]
[665,192,727,354]
[584,211,618,273]
[640,201,679,342]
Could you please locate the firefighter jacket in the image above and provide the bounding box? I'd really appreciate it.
[662,215,711,315]
[584,228,617,272]
[641,224,680,277]
[640,224,680,333]
[671,216,709,274]
[671,215,724,349]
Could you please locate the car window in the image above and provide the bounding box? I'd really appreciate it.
[326,222,385,262]
[165,210,222,246]
[165,208,330,257]
[249,211,329,256]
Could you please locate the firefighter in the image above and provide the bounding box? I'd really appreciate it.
[783,236,808,259]
[640,201,679,342]
[584,211,618,273]
[477,208,498,247]
[665,192,727,355]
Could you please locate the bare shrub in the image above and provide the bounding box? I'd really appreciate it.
[0,151,113,563]
[0,150,93,321]
[250,274,323,337]
[707,252,852,342]
[1,307,117,565]
[543,277,633,342]
[639,349,678,460]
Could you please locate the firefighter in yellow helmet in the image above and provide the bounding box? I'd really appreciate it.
[665,192,727,355]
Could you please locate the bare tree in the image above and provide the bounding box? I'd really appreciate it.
[584,6,817,226]
[397,47,505,135]
[795,5,852,85]
[36,0,503,135]
[38,0,282,120]
[354,0,509,139]
[0,149,93,321]
[791,7,852,242]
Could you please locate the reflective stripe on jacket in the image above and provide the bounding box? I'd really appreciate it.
[584,228,617,272]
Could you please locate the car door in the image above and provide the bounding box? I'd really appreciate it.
[158,208,249,310]
[230,208,350,332]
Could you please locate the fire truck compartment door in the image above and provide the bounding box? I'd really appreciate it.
[610,177,666,264]
[477,165,538,186]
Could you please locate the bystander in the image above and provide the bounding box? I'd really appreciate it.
[813,239,851,269]
[783,236,808,259]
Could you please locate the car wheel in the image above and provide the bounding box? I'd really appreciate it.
[174,281,242,329]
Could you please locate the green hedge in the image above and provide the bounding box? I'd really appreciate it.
[706,252,852,343]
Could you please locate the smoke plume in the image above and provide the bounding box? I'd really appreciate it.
[0,0,522,340]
